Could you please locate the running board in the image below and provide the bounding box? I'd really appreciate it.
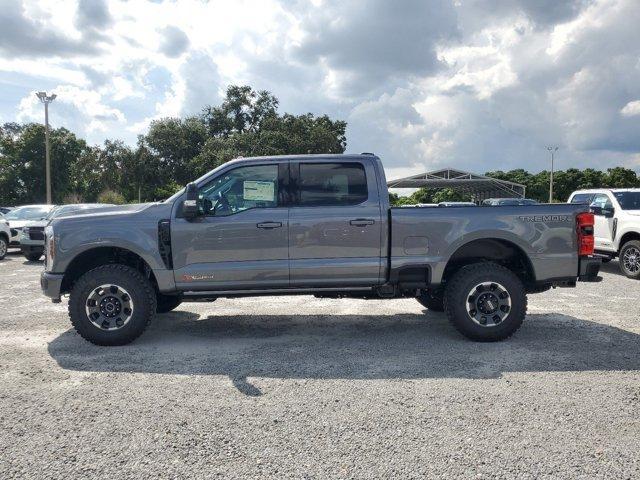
[182,286,374,300]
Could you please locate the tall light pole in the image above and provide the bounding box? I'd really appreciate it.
[546,146,558,203]
[36,91,57,204]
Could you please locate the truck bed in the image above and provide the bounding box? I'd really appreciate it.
[390,203,588,285]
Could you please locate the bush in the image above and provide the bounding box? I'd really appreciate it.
[97,189,126,205]
[62,193,83,204]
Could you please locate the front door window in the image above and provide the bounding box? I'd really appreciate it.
[198,164,279,216]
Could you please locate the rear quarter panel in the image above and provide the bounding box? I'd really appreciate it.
[390,204,588,284]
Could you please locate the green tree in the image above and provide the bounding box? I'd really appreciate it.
[603,167,638,188]
[0,122,89,204]
[202,85,279,137]
[143,116,208,186]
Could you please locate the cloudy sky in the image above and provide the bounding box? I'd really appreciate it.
[1,0,640,179]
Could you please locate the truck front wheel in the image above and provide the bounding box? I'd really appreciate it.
[619,240,640,279]
[68,264,157,346]
[444,262,527,342]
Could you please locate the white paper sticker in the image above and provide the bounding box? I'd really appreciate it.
[244,180,275,201]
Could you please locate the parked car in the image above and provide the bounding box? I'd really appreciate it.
[0,206,14,214]
[438,201,477,207]
[482,198,539,206]
[398,203,438,208]
[41,154,600,346]
[4,205,56,248]
[568,188,640,278]
[20,203,113,261]
[0,213,10,260]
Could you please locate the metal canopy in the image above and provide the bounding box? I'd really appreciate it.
[387,167,526,200]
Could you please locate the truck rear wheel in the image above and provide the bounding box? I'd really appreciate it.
[416,289,444,311]
[68,264,157,346]
[444,262,527,342]
[619,240,640,279]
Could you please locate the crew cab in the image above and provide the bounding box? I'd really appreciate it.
[41,154,600,346]
[568,188,640,278]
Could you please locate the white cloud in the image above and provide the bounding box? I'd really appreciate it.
[1,0,640,174]
[17,85,125,141]
[621,100,640,117]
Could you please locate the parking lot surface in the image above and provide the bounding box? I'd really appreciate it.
[0,252,639,479]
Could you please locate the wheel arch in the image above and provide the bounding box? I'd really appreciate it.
[61,246,158,294]
[441,238,536,287]
[618,230,640,252]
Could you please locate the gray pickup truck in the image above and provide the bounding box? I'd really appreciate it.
[41,154,600,345]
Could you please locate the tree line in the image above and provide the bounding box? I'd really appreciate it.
[390,166,640,206]
[2,85,639,207]
[0,85,346,205]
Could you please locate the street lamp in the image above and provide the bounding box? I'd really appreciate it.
[546,146,558,203]
[36,91,57,204]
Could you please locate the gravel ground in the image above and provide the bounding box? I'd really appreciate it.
[0,252,639,479]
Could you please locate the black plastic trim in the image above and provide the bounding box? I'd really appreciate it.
[158,219,173,269]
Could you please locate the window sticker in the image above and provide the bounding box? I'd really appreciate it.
[244,180,275,201]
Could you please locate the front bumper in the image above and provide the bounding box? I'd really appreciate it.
[578,256,602,282]
[21,244,44,255]
[41,271,64,302]
[20,237,44,247]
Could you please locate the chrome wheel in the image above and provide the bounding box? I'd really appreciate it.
[466,281,512,327]
[85,284,134,331]
[0,239,6,257]
[622,246,640,274]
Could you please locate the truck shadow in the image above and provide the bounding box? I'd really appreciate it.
[48,311,640,396]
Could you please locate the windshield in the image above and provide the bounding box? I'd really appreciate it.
[5,206,51,221]
[613,191,640,210]
[46,205,80,219]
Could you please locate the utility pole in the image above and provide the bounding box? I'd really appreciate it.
[546,146,558,203]
[36,91,57,204]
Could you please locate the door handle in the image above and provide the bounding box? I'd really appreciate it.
[349,218,375,226]
[257,221,283,229]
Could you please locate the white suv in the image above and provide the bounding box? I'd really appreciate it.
[568,188,640,278]
[0,213,9,260]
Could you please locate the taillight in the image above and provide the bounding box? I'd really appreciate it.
[576,212,594,256]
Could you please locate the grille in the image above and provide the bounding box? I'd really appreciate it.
[29,227,45,241]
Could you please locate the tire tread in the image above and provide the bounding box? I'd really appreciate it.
[68,264,156,345]
[444,262,527,342]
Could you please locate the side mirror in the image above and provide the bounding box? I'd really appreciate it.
[589,205,603,216]
[182,182,200,219]
[603,207,615,218]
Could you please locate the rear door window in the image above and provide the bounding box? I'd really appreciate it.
[570,193,594,204]
[298,163,368,206]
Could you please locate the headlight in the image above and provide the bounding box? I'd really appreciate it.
[21,227,29,236]
[45,225,55,271]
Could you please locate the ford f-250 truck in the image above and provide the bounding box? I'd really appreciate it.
[568,188,640,279]
[40,154,601,346]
